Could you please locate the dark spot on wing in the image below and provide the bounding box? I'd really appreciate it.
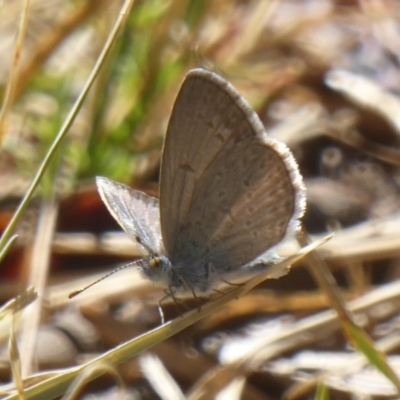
[179,163,195,173]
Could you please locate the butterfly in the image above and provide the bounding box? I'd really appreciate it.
[97,68,305,304]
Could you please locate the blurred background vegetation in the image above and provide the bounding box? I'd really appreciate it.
[2,0,400,399]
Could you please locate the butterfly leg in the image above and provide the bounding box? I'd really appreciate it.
[158,291,171,324]
[158,286,193,324]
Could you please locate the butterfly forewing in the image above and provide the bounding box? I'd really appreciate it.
[160,69,305,271]
[96,177,163,255]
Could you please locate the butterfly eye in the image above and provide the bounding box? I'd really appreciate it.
[148,256,163,270]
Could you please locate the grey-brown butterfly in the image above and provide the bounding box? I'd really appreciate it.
[97,68,305,302]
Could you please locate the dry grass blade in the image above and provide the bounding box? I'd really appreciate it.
[7,288,39,400]
[298,230,400,395]
[139,353,185,400]
[0,0,29,142]
[326,69,400,134]
[19,198,58,378]
[0,288,37,320]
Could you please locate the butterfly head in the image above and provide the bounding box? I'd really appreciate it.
[138,254,174,285]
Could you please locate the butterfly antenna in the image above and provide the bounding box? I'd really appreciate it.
[68,261,139,299]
